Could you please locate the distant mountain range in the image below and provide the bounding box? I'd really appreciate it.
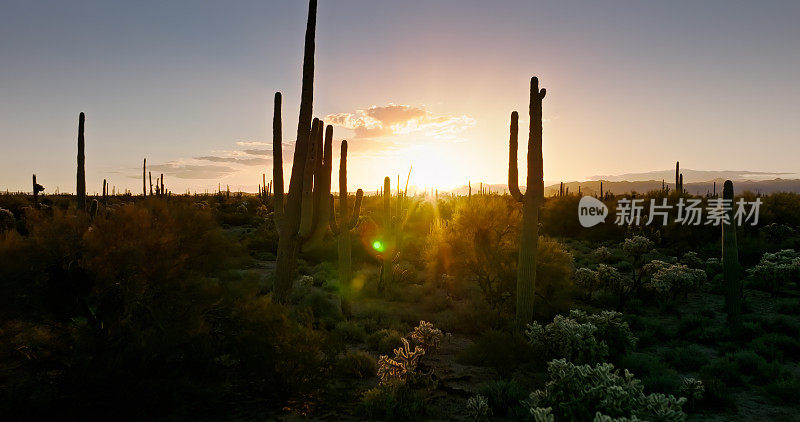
[443,169,800,196]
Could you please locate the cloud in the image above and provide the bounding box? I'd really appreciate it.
[149,163,236,179]
[236,141,269,147]
[194,156,271,166]
[325,104,475,139]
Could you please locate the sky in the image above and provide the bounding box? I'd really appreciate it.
[1,0,799,194]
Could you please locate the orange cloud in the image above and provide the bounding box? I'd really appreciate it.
[325,104,475,139]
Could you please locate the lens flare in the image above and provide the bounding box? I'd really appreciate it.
[372,240,384,252]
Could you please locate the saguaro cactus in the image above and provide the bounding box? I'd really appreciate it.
[32,174,44,207]
[675,161,679,192]
[77,112,86,210]
[722,180,741,327]
[142,158,147,196]
[509,76,546,328]
[330,140,363,284]
[271,0,329,303]
[378,176,395,291]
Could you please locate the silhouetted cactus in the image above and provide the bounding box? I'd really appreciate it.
[679,173,683,194]
[509,76,546,328]
[330,140,363,284]
[32,174,44,208]
[89,199,99,219]
[77,112,86,210]
[379,176,393,291]
[102,179,107,204]
[271,0,328,303]
[142,158,147,196]
[722,180,741,327]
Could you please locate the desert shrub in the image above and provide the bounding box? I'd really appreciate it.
[750,333,800,362]
[527,359,687,421]
[775,298,800,315]
[465,395,492,421]
[764,377,800,405]
[663,344,710,371]
[289,284,343,329]
[705,258,723,279]
[368,329,404,356]
[332,320,367,343]
[679,378,704,410]
[747,249,800,294]
[424,197,573,318]
[701,351,787,387]
[409,320,443,353]
[619,353,681,396]
[457,330,533,378]
[527,310,636,365]
[760,315,800,337]
[336,351,377,379]
[675,315,715,343]
[477,379,529,418]
[361,381,428,420]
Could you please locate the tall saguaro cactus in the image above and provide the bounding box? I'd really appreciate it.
[509,76,546,328]
[77,112,86,210]
[379,176,393,290]
[143,158,147,196]
[675,161,680,192]
[722,180,741,327]
[271,0,329,303]
[330,140,363,284]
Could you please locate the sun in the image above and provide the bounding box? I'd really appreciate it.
[398,143,465,192]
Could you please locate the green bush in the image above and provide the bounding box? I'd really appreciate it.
[361,381,428,420]
[336,351,377,379]
[527,359,687,421]
[764,377,800,405]
[476,379,529,418]
[663,344,710,371]
[701,351,787,387]
[457,330,533,378]
[367,329,404,356]
[619,353,681,395]
[332,320,367,343]
[750,333,800,362]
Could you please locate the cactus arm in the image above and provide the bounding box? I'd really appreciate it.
[77,112,86,210]
[508,111,524,203]
[339,140,350,225]
[350,189,363,229]
[304,123,334,249]
[272,92,286,227]
[329,194,340,236]
[528,77,545,202]
[298,118,320,237]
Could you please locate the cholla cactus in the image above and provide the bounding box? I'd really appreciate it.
[575,267,599,299]
[748,249,800,294]
[679,378,704,401]
[528,359,687,421]
[530,407,555,422]
[377,337,425,385]
[569,309,637,355]
[593,246,612,263]
[466,395,492,421]
[646,263,707,301]
[593,413,644,422]
[526,315,608,364]
[410,320,443,353]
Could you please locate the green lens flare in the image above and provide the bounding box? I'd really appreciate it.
[372,240,384,252]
